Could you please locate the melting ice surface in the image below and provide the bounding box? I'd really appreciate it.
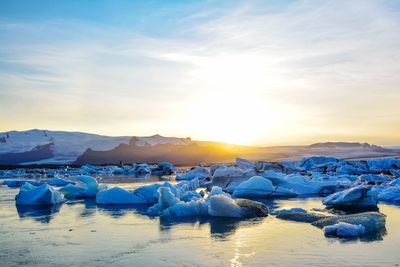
[1,178,400,267]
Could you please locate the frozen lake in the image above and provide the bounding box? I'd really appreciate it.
[1,179,400,267]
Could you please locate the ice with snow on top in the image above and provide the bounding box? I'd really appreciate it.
[232,176,274,198]
[324,222,366,237]
[323,185,378,208]
[15,183,64,205]
[175,166,210,181]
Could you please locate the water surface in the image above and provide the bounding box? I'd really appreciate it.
[1,180,399,267]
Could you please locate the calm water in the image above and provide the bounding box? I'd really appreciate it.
[1,179,400,267]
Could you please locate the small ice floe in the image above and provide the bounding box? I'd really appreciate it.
[274,208,307,215]
[312,212,386,234]
[275,209,327,223]
[322,185,378,209]
[47,177,75,187]
[175,166,210,181]
[324,222,366,237]
[15,183,64,205]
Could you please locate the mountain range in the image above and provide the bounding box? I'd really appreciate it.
[0,129,398,165]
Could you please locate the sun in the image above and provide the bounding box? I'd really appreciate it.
[181,54,285,145]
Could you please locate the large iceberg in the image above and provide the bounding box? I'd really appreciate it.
[15,183,64,205]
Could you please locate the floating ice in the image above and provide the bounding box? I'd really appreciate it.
[176,166,210,181]
[323,185,378,208]
[47,177,75,186]
[208,194,243,218]
[59,175,101,199]
[313,212,386,234]
[96,187,145,204]
[324,222,366,237]
[15,183,64,205]
[3,180,42,188]
[232,176,273,198]
[235,158,255,170]
[378,187,400,203]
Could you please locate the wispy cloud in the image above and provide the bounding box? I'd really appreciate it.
[0,0,399,145]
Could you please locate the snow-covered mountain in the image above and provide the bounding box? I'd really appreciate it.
[0,130,192,164]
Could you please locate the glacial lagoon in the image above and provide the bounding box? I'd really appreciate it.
[1,178,399,267]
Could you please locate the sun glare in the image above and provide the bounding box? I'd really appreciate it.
[182,55,287,145]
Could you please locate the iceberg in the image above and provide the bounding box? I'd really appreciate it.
[299,156,338,170]
[213,166,244,179]
[378,187,400,203]
[47,177,75,186]
[235,158,255,170]
[176,166,210,181]
[162,199,209,217]
[262,171,338,196]
[324,222,365,237]
[359,174,391,184]
[232,176,273,198]
[15,183,64,205]
[322,185,378,208]
[59,175,101,199]
[96,187,145,204]
[151,162,175,176]
[208,194,243,218]
[3,180,42,188]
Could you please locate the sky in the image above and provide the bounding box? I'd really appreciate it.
[0,0,399,146]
